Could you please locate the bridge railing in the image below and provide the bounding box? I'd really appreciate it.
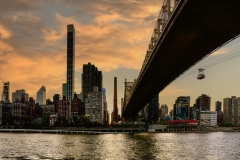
[123,0,180,112]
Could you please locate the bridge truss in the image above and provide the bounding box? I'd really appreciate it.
[123,0,180,115]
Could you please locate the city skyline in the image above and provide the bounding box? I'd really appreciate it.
[1,0,240,114]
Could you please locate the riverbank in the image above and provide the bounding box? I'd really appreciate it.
[0,128,146,134]
[0,128,239,134]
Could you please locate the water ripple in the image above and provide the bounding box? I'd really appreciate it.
[0,132,239,159]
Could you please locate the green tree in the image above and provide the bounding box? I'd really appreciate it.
[42,113,50,126]
[4,113,14,125]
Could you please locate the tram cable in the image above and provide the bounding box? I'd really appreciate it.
[179,47,240,78]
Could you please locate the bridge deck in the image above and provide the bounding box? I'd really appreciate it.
[124,0,240,116]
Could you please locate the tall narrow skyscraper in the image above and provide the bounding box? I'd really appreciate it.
[66,24,75,102]
[112,77,118,122]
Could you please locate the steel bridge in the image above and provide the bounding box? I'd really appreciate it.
[122,0,240,118]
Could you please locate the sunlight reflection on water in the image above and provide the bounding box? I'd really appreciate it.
[0,132,239,159]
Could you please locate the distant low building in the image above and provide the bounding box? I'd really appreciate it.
[49,114,58,126]
[42,104,55,114]
[200,111,217,126]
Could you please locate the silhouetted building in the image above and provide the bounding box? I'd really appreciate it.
[71,93,83,116]
[121,98,123,117]
[29,97,35,105]
[1,103,12,125]
[66,24,75,103]
[2,82,10,103]
[148,95,159,122]
[58,96,70,121]
[11,101,27,124]
[102,88,108,124]
[169,110,173,120]
[217,110,223,125]
[193,94,211,121]
[0,104,2,125]
[53,94,61,113]
[173,96,190,120]
[37,86,46,105]
[160,104,168,117]
[46,99,54,105]
[12,89,29,103]
[196,94,211,111]
[158,108,162,120]
[215,101,222,113]
[82,62,102,102]
[189,107,193,120]
[53,94,60,104]
[62,83,67,97]
[223,96,240,125]
[112,77,118,123]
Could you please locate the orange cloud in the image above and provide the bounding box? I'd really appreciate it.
[0,41,13,51]
[42,28,64,42]
[0,0,165,103]
[160,86,191,97]
[0,25,12,38]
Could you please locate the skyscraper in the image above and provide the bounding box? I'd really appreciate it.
[82,62,102,102]
[148,95,159,122]
[12,89,29,102]
[223,96,240,125]
[37,86,46,105]
[62,83,67,97]
[66,24,75,103]
[2,82,10,103]
[196,94,211,111]
[215,101,222,113]
[112,77,118,123]
[173,96,190,120]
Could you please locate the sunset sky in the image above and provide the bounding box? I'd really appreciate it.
[1,0,240,114]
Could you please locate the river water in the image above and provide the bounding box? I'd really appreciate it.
[0,132,239,159]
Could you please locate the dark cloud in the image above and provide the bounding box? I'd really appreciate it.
[0,0,38,12]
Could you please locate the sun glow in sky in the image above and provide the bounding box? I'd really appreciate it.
[1,0,240,114]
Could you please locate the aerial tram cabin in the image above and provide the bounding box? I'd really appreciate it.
[197,68,205,80]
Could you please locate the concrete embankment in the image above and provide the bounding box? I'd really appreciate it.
[0,128,146,134]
